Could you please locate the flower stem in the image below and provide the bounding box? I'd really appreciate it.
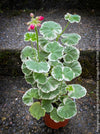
[56,21,70,41]
[35,27,40,61]
[31,41,37,61]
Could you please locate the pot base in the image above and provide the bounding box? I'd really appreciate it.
[44,114,69,129]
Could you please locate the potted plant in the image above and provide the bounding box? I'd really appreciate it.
[20,13,87,129]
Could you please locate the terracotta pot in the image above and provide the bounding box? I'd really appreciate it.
[44,113,69,129]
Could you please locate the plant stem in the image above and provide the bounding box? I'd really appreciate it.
[56,21,70,41]
[31,41,37,61]
[35,27,40,61]
[31,41,33,48]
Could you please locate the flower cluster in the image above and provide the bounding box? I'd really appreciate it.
[27,13,44,31]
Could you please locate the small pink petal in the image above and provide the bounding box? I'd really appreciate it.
[28,26,31,31]
[37,23,41,27]
[38,16,44,21]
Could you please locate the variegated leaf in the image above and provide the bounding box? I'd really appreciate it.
[20,46,37,62]
[39,50,49,62]
[64,46,80,63]
[25,73,35,85]
[57,98,77,119]
[37,76,59,93]
[44,41,64,61]
[52,66,74,81]
[40,21,62,40]
[61,33,81,45]
[25,60,50,73]
[33,72,47,84]
[68,84,87,99]
[41,100,53,112]
[48,60,63,67]
[22,88,39,106]
[64,61,82,78]
[50,108,64,122]
[38,87,60,100]
[21,63,32,76]
[64,13,81,23]
[39,37,48,48]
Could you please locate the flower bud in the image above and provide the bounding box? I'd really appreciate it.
[28,26,31,31]
[38,16,44,21]
[37,23,41,27]
[30,13,34,17]
[30,24,35,30]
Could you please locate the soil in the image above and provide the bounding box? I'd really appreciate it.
[0,76,99,134]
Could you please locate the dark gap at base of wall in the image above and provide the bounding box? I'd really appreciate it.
[0,50,99,80]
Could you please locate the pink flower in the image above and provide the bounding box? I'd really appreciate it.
[37,23,41,27]
[30,24,35,30]
[30,13,34,17]
[38,16,44,21]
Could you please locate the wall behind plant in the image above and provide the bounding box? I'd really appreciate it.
[0,0,100,10]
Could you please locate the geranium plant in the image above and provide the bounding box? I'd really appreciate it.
[21,13,87,123]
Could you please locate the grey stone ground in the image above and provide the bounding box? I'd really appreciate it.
[0,9,100,50]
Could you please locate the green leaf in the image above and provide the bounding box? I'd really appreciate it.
[68,84,87,99]
[33,72,47,84]
[44,41,64,61]
[52,66,74,81]
[41,100,53,112]
[22,88,39,106]
[29,102,45,120]
[25,60,50,73]
[21,63,32,76]
[39,50,49,62]
[25,73,35,85]
[64,61,82,78]
[21,46,37,62]
[40,21,62,40]
[38,76,59,93]
[61,33,81,45]
[50,108,64,122]
[49,60,63,67]
[57,98,77,119]
[59,82,67,95]
[39,37,48,48]
[24,32,36,42]
[38,87,60,100]
[52,66,63,81]
[64,13,81,23]
[66,85,74,92]
[64,46,80,63]
[63,66,74,81]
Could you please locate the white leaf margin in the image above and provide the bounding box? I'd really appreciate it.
[68,84,87,99]
[33,73,47,85]
[61,33,81,45]
[63,45,80,63]
[37,76,60,93]
[64,13,81,23]
[57,98,77,119]
[52,65,75,81]
[25,60,50,73]
[44,41,64,61]
[40,21,62,40]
